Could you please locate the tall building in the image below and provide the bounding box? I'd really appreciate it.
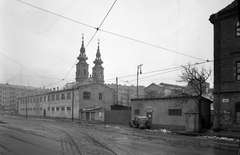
[92,40,104,84]
[209,0,240,130]
[18,36,115,120]
[75,35,89,85]
[0,83,50,115]
[75,35,105,85]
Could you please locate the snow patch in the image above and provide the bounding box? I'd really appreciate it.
[198,136,236,142]
[146,129,171,133]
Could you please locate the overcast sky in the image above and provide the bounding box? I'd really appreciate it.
[0,0,234,89]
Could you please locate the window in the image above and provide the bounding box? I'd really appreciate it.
[48,95,50,101]
[44,96,46,102]
[40,108,42,111]
[52,107,55,111]
[40,96,42,102]
[47,107,50,111]
[83,92,90,99]
[236,103,240,125]
[56,107,60,111]
[67,92,71,100]
[56,94,60,100]
[169,109,182,116]
[99,93,103,100]
[236,62,240,80]
[236,22,240,36]
[33,98,35,103]
[67,107,71,111]
[52,94,55,101]
[61,107,65,111]
[61,93,65,100]
[134,109,140,115]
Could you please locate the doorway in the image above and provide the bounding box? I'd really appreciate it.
[43,109,46,117]
[147,112,153,126]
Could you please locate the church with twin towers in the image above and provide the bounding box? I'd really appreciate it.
[75,34,104,86]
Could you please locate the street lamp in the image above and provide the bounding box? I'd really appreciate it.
[137,64,143,98]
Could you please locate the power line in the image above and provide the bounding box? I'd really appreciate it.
[0,52,43,78]
[105,60,213,82]
[99,29,206,61]
[0,73,70,81]
[16,0,207,61]
[115,60,213,83]
[63,0,117,80]
[16,0,95,29]
[13,0,215,87]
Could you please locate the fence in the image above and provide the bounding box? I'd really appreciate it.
[104,110,131,125]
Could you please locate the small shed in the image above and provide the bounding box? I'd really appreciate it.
[131,96,212,132]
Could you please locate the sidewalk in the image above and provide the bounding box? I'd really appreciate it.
[175,129,240,140]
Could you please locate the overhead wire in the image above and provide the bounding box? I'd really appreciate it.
[13,0,216,87]
[105,60,213,82]
[62,0,117,81]
[16,0,95,29]
[16,0,207,61]
[0,52,43,78]
[107,60,213,83]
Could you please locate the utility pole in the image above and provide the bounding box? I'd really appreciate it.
[137,64,143,98]
[116,77,118,105]
[25,98,28,118]
[72,87,74,122]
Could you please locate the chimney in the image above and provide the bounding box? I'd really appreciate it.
[57,87,59,91]
[53,88,56,91]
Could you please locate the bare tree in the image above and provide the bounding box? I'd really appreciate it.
[178,63,212,132]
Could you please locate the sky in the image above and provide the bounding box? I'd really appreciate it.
[0,0,234,89]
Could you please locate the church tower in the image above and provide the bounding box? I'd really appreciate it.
[92,40,104,84]
[76,34,89,84]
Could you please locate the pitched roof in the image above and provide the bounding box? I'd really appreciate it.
[144,83,162,90]
[159,83,185,89]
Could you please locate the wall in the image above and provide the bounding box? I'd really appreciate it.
[18,89,79,119]
[210,6,240,130]
[131,97,211,131]
[78,83,114,112]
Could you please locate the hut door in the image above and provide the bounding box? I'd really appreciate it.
[147,112,153,126]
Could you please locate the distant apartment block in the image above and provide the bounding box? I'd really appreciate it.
[0,83,50,115]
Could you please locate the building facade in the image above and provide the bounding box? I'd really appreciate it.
[18,36,115,120]
[131,96,211,132]
[18,83,114,120]
[209,0,240,130]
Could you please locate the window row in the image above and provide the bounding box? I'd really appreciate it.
[134,109,182,116]
[19,92,72,104]
[20,106,71,111]
[83,92,103,100]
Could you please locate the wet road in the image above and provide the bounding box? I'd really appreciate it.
[0,116,238,155]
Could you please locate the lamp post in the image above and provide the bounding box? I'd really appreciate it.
[137,64,143,98]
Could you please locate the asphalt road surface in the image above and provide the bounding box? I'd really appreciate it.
[0,116,238,155]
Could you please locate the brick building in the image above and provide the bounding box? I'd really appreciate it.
[209,0,240,130]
